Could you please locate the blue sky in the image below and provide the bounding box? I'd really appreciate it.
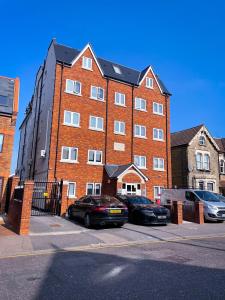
[1,0,225,172]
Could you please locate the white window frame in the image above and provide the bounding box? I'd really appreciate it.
[220,160,225,174]
[63,111,80,127]
[82,56,92,70]
[0,134,4,152]
[203,154,210,171]
[196,151,210,171]
[87,150,103,165]
[61,146,78,163]
[115,92,126,107]
[153,102,164,115]
[86,183,102,196]
[134,97,147,111]
[114,120,125,135]
[90,86,104,101]
[65,79,82,96]
[67,182,76,198]
[154,186,164,200]
[153,128,164,141]
[153,157,165,171]
[199,135,206,146]
[134,125,147,138]
[89,116,104,131]
[146,77,153,89]
[134,155,147,169]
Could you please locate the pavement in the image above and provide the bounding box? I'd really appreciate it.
[1,215,225,259]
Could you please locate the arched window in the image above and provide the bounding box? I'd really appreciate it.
[199,135,206,146]
[220,160,225,174]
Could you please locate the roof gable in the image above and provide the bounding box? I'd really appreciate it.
[52,41,171,95]
[138,66,163,94]
[105,164,148,181]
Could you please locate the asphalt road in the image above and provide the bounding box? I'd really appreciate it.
[1,236,225,300]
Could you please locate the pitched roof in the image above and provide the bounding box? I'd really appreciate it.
[171,124,204,147]
[105,164,148,181]
[53,42,171,95]
[214,138,225,152]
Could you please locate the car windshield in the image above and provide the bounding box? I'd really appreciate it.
[216,194,225,201]
[194,191,220,202]
[94,197,121,205]
[127,196,153,204]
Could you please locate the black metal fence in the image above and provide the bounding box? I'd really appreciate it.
[31,180,62,216]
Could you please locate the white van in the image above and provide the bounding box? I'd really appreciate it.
[161,189,225,222]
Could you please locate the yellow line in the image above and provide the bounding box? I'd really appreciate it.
[1,233,225,260]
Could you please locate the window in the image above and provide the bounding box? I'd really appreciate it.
[134,125,146,138]
[146,77,153,89]
[88,150,102,164]
[199,135,206,146]
[196,152,210,170]
[61,146,78,162]
[134,155,146,169]
[114,121,125,135]
[90,86,104,101]
[0,95,8,106]
[89,116,104,131]
[196,153,203,170]
[207,182,214,191]
[82,56,92,70]
[135,98,147,111]
[220,160,225,174]
[113,65,122,74]
[153,128,164,141]
[64,111,80,127]
[153,102,163,115]
[65,79,81,95]
[154,186,164,200]
[0,134,4,152]
[199,181,204,190]
[153,157,165,171]
[68,182,76,198]
[86,183,101,196]
[115,92,126,106]
[203,154,210,170]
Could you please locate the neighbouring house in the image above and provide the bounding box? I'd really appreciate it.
[171,124,220,192]
[214,138,225,195]
[0,75,19,211]
[16,39,171,203]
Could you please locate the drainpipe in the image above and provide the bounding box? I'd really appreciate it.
[131,85,134,162]
[165,94,170,188]
[54,63,64,180]
[104,78,109,164]
[32,65,45,179]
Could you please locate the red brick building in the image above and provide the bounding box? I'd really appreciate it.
[0,76,19,211]
[16,39,171,202]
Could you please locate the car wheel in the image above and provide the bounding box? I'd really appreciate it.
[68,207,73,220]
[84,214,91,228]
[116,223,124,228]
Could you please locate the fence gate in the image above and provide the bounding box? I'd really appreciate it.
[31,181,62,216]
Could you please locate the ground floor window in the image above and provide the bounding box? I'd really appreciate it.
[121,183,141,196]
[86,183,101,196]
[67,182,76,198]
[207,182,214,191]
[153,186,164,200]
[199,181,204,190]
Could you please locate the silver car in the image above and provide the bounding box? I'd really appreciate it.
[190,190,225,222]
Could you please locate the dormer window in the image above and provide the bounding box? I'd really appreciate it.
[82,57,92,70]
[113,65,122,74]
[146,77,153,89]
[199,135,206,146]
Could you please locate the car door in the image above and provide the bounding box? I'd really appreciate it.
[79,197,92,219]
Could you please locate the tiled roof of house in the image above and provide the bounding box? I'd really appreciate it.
[171,124,204,147]
[214,138,225,152]
[53,43,171,95]
[105,164,133,178]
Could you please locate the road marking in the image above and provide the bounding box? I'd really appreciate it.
[1,233,225,260]
[29,230,88,236]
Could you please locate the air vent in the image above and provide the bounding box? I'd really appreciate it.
[40,150,46,158]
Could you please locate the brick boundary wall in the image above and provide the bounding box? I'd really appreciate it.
[7,177,34,235]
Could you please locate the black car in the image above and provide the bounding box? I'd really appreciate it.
[116,195,170,225]
[68,195,128,228]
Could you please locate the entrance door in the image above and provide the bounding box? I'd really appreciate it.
[122,183,141,196]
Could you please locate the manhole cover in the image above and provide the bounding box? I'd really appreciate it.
[49,224,61,228]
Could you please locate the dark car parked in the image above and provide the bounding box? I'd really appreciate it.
[68,195,128,228]
[116,195,170,225]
